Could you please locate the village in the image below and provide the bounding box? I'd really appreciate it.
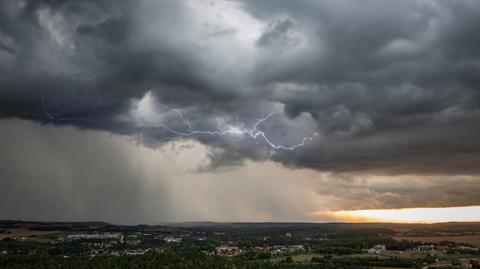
[1,221,480,268]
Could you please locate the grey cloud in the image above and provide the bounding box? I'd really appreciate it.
[0,0,480,176]
[256,19,297,48]
[314,173,480,211]
[0,42,15,54]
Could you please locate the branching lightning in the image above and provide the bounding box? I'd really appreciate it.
[42,94,319,150]
[152,104,318,150]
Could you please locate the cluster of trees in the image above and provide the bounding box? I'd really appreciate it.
[0,251,428,269]
[312,256,419,268]
[237,250,272,261]
[0,251,436,269]
[1,252,231,269]
[309,256,423,268]
[307,237,419,254]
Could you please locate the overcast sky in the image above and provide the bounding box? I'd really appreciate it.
[1,0,479,223]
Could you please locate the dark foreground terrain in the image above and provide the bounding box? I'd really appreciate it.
[1,221,479,268]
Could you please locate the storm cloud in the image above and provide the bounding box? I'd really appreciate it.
[1,0,480,222]
[1,0,480,175]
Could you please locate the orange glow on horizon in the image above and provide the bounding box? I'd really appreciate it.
[318,205,480,223]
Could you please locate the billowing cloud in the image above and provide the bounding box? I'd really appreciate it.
[1,0,480,222]
[1,0,480,175]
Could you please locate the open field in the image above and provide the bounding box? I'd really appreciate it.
[291,254,322,262]
[372,267,409,269]
[289,253,389,262]
[394,235,480,247]
[0,228,59,240]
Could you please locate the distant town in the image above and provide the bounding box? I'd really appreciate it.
[0,221,479,268]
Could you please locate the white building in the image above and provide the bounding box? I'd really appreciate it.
[163,237,182,243]
[367,244,386,254]
[67,233,122,240]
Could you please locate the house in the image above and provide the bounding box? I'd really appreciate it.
[415,245,434,252]
[366,244,386,254]
[272,245,304,254]
[163,237,182,243]
[215,245,240,256]
[455,246,478,254]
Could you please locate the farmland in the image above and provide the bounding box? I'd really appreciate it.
[0,228,59,240]
[394,235,480,247]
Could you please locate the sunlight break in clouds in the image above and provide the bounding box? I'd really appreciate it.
[323,206,480,223]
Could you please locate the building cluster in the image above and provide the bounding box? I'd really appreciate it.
[272,245,305,255]
[363,243,479,256]
[163,236,182,243]
[364,244,386,254]
[212,244,305,257]
[455,246,479,253]
[413,244,479,255]
[215,245,241,256]
[66,233,123,241]
[89,247,165,257]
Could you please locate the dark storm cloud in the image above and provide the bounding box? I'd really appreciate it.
[1,0,480,175]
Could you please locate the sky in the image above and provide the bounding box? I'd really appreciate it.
[0,0,480,224]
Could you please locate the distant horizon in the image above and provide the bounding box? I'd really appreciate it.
[3,219,480,226]
[1,0,480,225]
[3,204,480,225]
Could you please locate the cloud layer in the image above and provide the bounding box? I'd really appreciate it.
[1,0,480,175]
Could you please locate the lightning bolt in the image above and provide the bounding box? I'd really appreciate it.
[42,94,318,150]
[151,105,319,150]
